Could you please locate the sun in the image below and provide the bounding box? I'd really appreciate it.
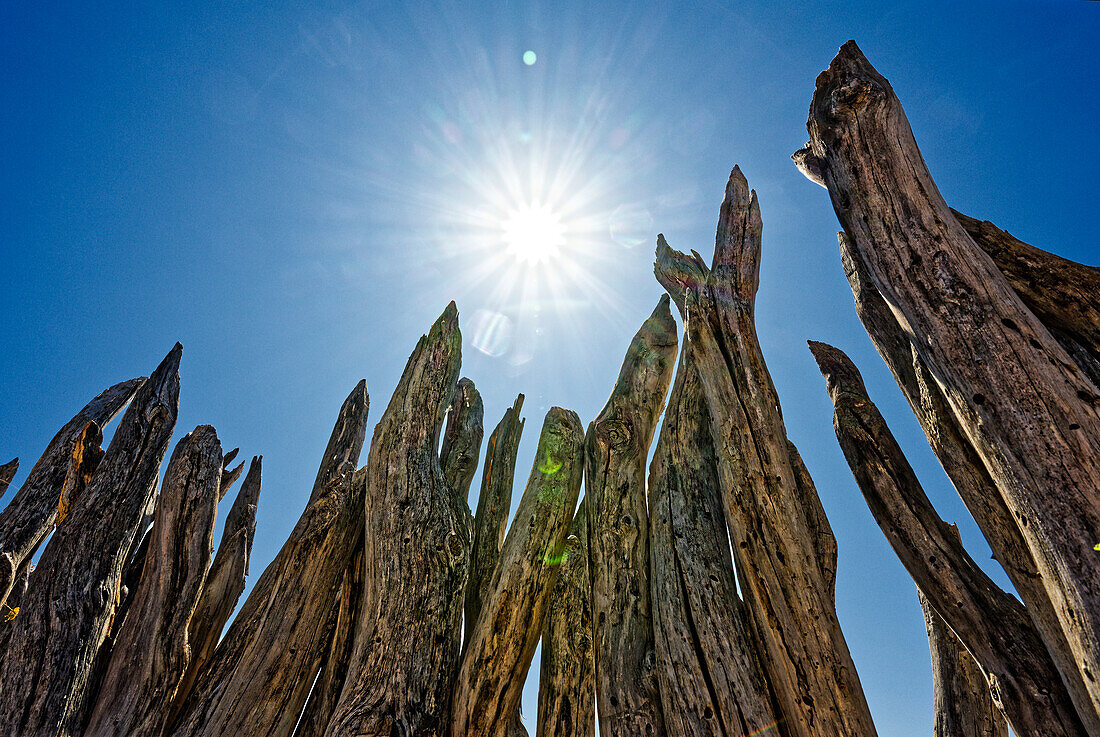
[500,202,566,265]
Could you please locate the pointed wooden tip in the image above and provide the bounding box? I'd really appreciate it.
[807,340,869,404]
[724,165,750,209]
[645,294,678,349]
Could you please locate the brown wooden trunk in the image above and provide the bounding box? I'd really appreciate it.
[536,496,595,737]
[587,297,677,737]
[85,425,224,737]
[0,459,16,498]
[0,346,180,737]
[809,340,1086,737]
[325,302,473,737]
[919,590,1008,737]
[802,41,1100,726]
[451,406,584,737]
[440,377,484,502]
[654,168,877,737]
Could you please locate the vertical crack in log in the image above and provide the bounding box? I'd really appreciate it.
[169,455,263,728]
[466,393,526,649]
[0,345,180,737]
[325,302,473,737]
[809,340,1087,737]
[56,420,105,527]
[918,590,1008,737]
[804,40,1100,727]
[587,296,677,737]
[537,495,595,737]
[452,406,584,737]
[0,377,143,610]
[648,335,779,737]
[85,425,224,737]
[440,377,485,504]
[655,167,876,737]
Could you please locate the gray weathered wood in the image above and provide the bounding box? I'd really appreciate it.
[648,337,778,737]
[919,590,1008,737]
[440,377,484,502]
[173,461,363,737]
[0,377,142,610]
[810,340,1086,737]
[655,168,876,737]
[170,456,263,727]
[56,420,105,526]
[311,380,368,505]
[85,425,224,737]
[587,296,677,737]
[0,459,17,498]
[537,496,595,737]
[802,41,1100,726]
[325,302,473,737]
[452,406,584,737]
[0,346,179,737]
[465,393,525,650]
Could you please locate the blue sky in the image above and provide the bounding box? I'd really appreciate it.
[1,1,1097,733]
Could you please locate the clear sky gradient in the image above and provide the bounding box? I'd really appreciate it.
[2,1,1097,734]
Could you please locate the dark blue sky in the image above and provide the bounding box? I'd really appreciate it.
[2,1,1097,733]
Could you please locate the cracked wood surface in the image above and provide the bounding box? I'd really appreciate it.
[810,340,1086,737]
[655,168,875,737]
[440,377,484,503]
[0,345,179,737]
[452,406,584,737]
[587,296,677,737]
[803,40,1100,726]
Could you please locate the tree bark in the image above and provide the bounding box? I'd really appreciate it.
[169,456,263,727]
[0,377,142,610]
[325,302,473,737]
[918,590,1008,737]
[465,393,525,649]
[441,377,484,502]
[0,345,179,737]
[587,296,677,737]
[803,40,1100,726]
[648,337,779,737]
[809,339,1086,737]
[451,406,584,737]
[85,425,224,737]
[310,380,368,504]
[654,167,876,737]
[537,496,595,737]
[173,461,363,737]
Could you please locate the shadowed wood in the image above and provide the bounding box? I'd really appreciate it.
[325,302,473,737]
[170,456,263,727]
[803,40,1100,726]
[919,591,1008,737]
[648,337,779,737]
[655,168,876,737]
[810,340,1086,737]
[587,296,677,737]
[537,496,595,737]
[452,406,584,737]
[310,380,368,505]
[0,459,18,498]
[440,377,484,502]
[56,420,105,526]
[0,345,180,737]
[0,377,142,610]
[85,425,223,737]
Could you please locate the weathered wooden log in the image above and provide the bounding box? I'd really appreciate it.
[56,420,105,525]
[648,336,779,737]
[85,425,224,737]
[452,406,584,737]
[918,590,1008,737]
[311,380,368,504]
[802,40,1100,725]
[951,209,1100,359]
[655,168,876,737]
[0,345,179,737]
[809,340,1087,737]
[325,302,473,737]
[537,496,595,737]
[586,296,676,737]
[173,460,363,737]
[0,459,17,497]
[169,456,263,726]
[0,376,142,610]
[440,377,484,502]
[0,558,30,655]
[465,393,525,648]
[218,449,244,502]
